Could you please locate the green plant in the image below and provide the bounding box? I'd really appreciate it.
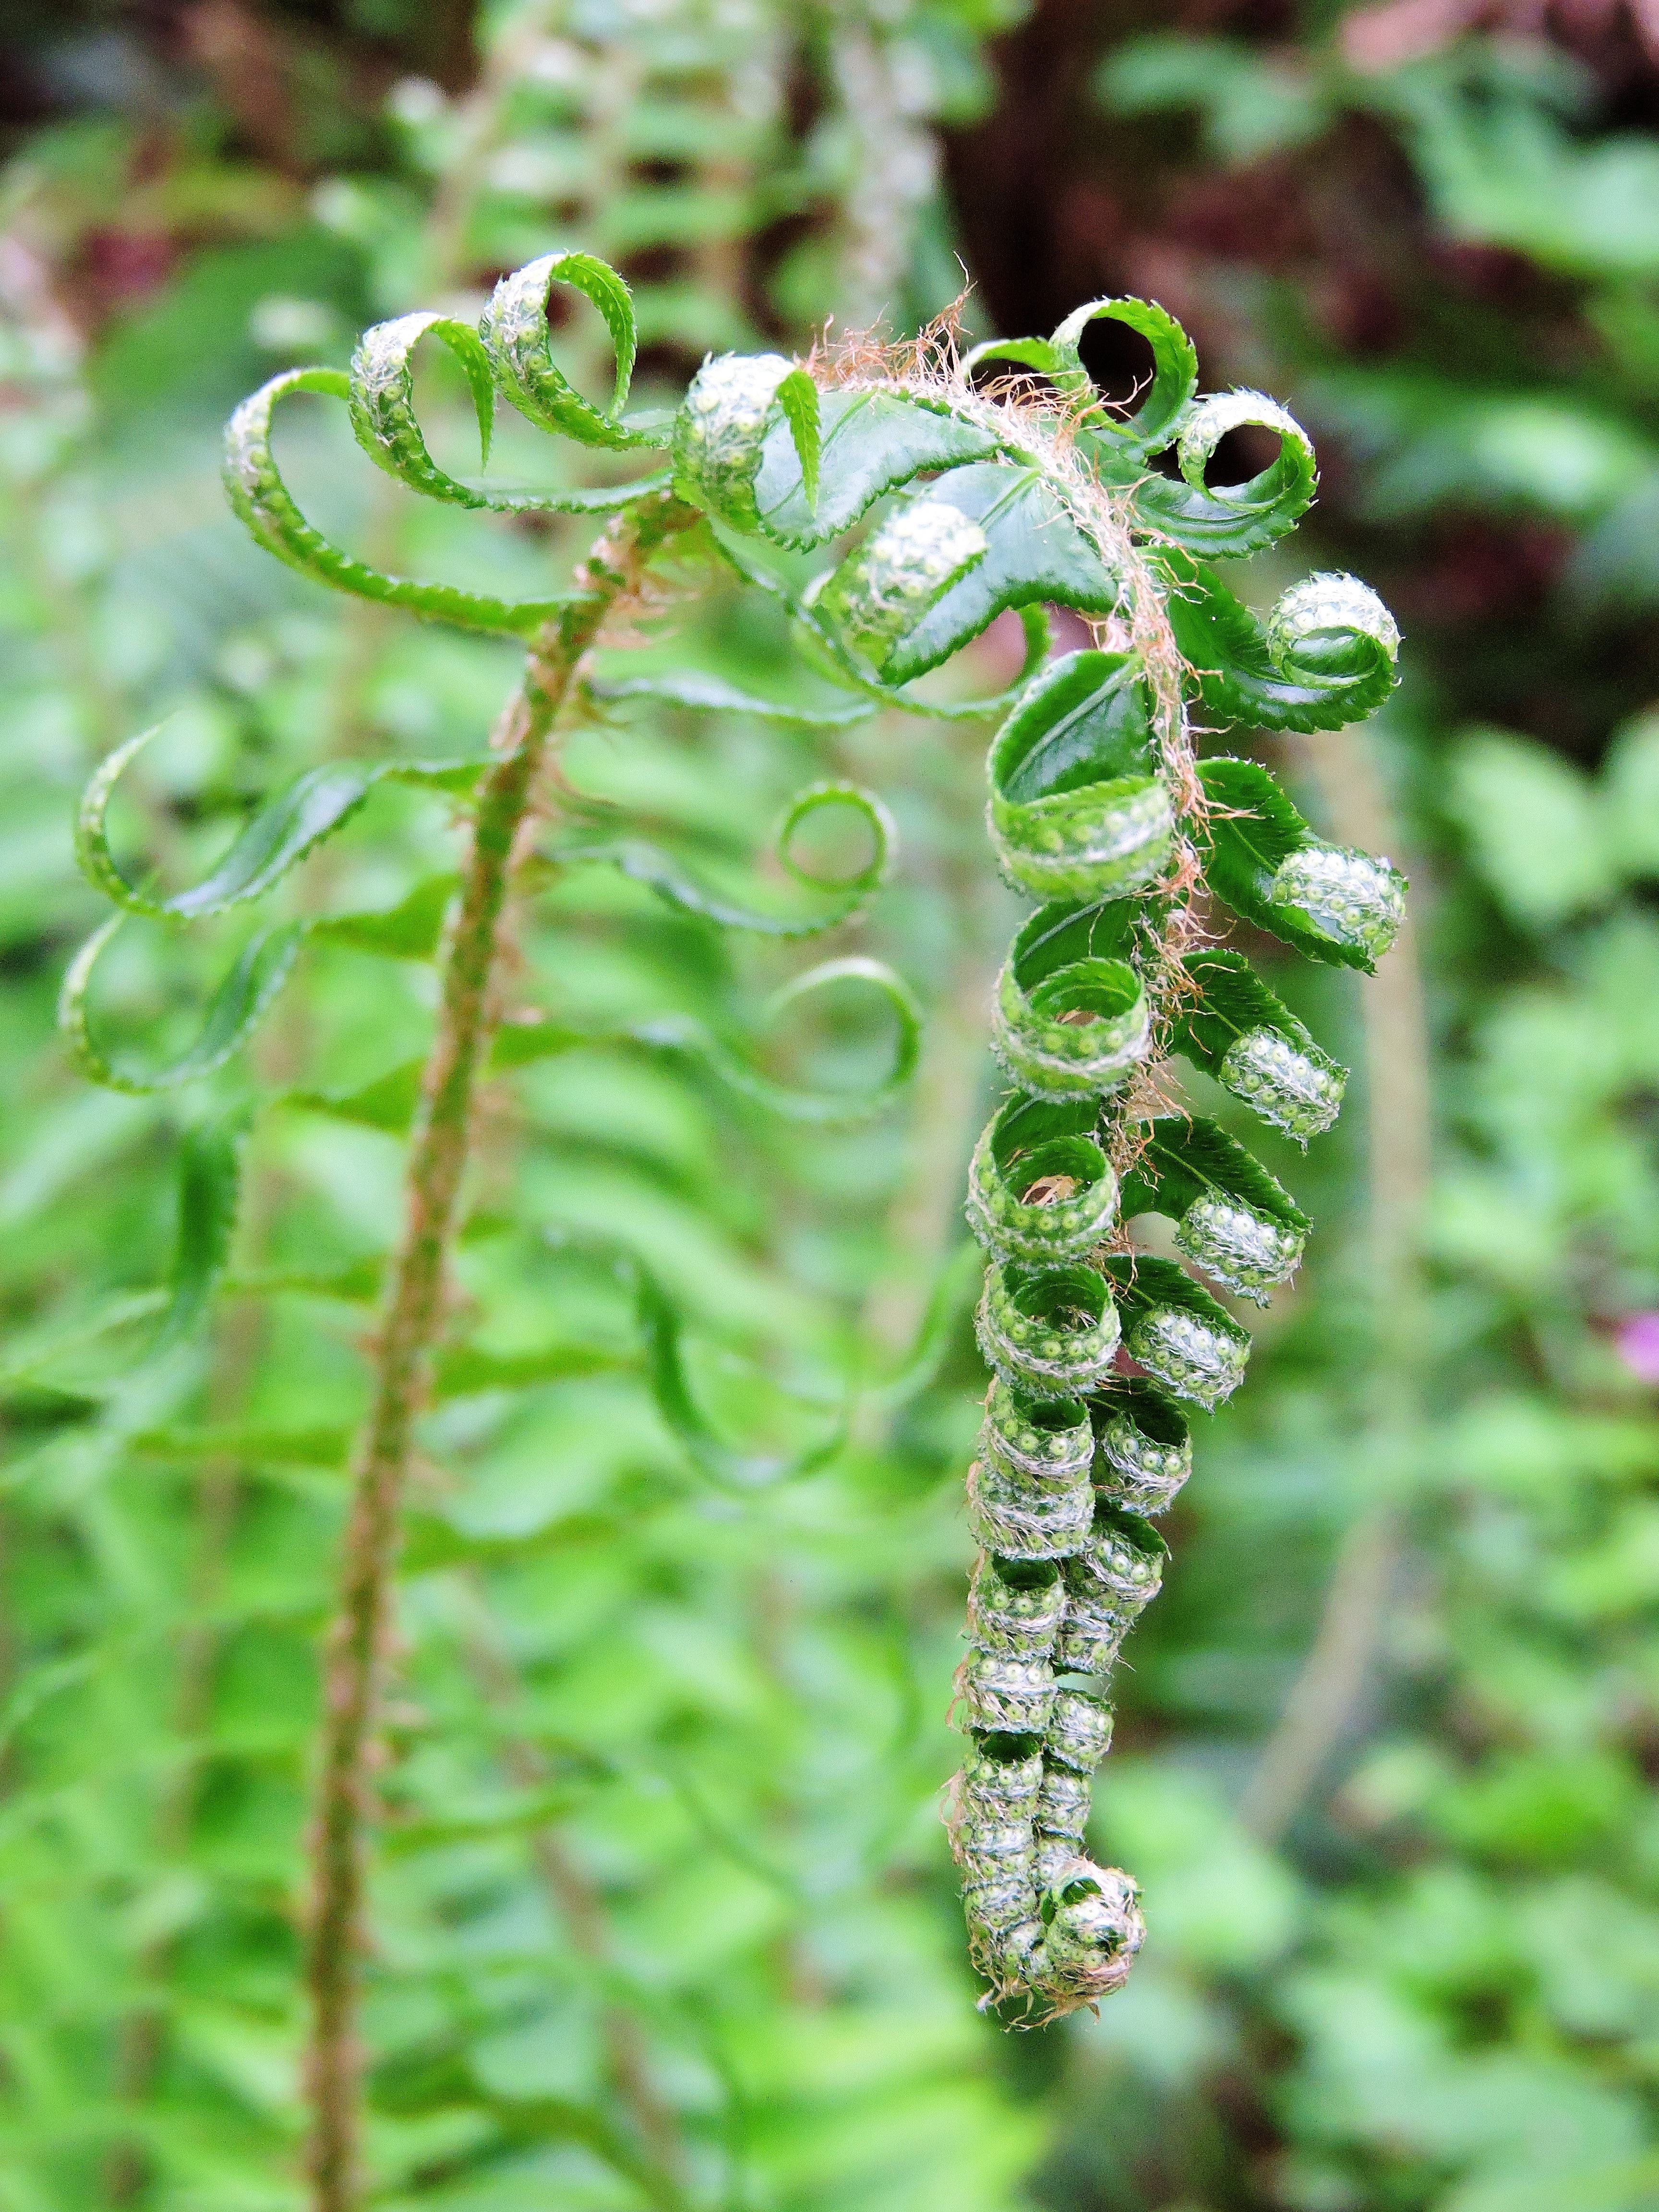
[60,239,1405,2174]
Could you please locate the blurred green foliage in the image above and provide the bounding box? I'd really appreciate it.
[3,1,1659,2209]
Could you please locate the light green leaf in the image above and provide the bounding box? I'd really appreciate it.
[77,733,487,922]
[224,368,574,633]
[1449,728,1611,928]
[60,915,305,1095]
[1602,709,1659,881]
[480,250,659,450]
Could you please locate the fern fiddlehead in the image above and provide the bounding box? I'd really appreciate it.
[62,251,1403,2193]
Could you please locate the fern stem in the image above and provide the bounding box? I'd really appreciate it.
[303,491,697,2212]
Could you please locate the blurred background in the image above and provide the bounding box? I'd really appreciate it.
[3,1,1659,2207]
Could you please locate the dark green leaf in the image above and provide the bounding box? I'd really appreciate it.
[880,462,1121,684]
[1127,390,1317,556]
[751,387,1002,548]
[1162,553,1400,733]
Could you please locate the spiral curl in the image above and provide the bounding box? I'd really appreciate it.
[69,251,1405,2026]
[937,301,1403,2018]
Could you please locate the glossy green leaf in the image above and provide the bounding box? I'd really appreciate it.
[966,1093,1119,1267]
[990,899,1150,1100]
[987,649,1173,902]
[749,386,1003,548]
[349,308,674,511]
[878,462,1122,684]
[1056,296,1199,456]
[815,495,989,680]
[1163,553,1399,732]
[1120,1117,1309,1305]
[348,310,495,500]
[1198,757,1407,973]
[1174,949,1346,1142]
[223,369,574,633]
[1128,389,1317,556]
[1099,1252,1250,1409]
[672,352,818,529]
[480,251,659,450]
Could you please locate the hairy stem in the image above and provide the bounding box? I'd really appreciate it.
[303,492,696,2212]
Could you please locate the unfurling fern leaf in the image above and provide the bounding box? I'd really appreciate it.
[62,254,1402,2165]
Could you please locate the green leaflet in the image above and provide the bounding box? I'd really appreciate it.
[63,739,488,1093]
[1089,1382,1193,1516]
[716,526,1048,721]
[348,308,672,512]
[815,496,990,680]
[775,368,821,510]
[980,1380,1094,1484]
[349,311,495,501]
[670,353,822,529]
[585,669,875,727]
[1198,756,1408,973]
[1098,1252,1250,1410]
[60,916,304,1095]
[987,649,1174,903]
[870,462,1122,686]
[284,1060,426,1135]
[1120,1115,1309,1305]
[1162,552,1401,733]
[631,1262,846,1492]
[749,386,1003,549]
[968,296,1198,462]
[965,1094,1119,1266]
[548,781,895,938]
[1173,948,1347,1142]
[479,251,660,451]
[976,1259,1121,1399]
[989,898,1150,1100]
[223,368,578,633]
[991,953,1147,1100]
[1052,296,1199,455]
[310,875,458,961]
[76,727,491,922]
[156,1110,247,1347]
[1127,389,1317,557]
[492,955,922,1126]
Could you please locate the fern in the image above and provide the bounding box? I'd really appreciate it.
[60,251,1402,2189]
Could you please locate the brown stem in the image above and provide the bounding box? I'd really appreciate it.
[302,493,696,2212]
